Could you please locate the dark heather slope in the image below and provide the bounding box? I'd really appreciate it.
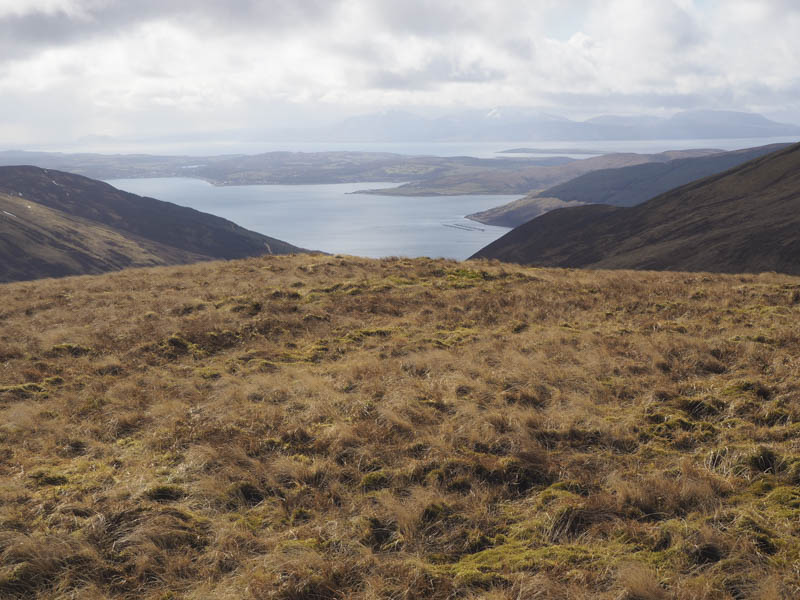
[536,143,789,208]
[0,191,209,282]
[472,142,800,275]
[469,143,790,227]
[0,166,303,258]
[0,166,305,282]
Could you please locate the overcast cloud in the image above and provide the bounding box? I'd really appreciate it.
[1,0,799,146]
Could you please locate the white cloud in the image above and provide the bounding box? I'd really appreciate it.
[0,0,798,145]
[0,0,88,18]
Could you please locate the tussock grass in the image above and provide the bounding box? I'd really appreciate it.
[1,254,799,598]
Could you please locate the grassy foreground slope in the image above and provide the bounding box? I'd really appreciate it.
[1,255,800,599]
[473,142,800,274]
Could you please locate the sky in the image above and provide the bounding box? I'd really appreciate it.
[1,0,799,147]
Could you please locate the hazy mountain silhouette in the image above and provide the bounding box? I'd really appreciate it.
[275,109,800,142]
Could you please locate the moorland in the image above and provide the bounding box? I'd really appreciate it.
[1,254,799,599]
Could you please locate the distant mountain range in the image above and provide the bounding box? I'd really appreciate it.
[469,143,791,227]
[472,142,800,275]
[0,166,304,283]
[278,108,800,143]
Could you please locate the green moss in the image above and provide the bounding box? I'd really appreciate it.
[161,334,205,359]
[420,502,456,524]
[447,268,490,282]
[747,446,783,473]
[249,360,278,373]
[345,328,392,343]
[145,484,185,502]
[696,421,717,440]
[723,380,772,400]
[549,480,588,496]
[0,382,45,399]
[29,470,68,486]
[229,508,273,533]
[452,568,508,589]
[279,340,331,363]
[748,478,776,496]
[765,486,800,510]
[195,367,221,380]
[736,516,779,555]
[755,409,790,427]
[452,539,536,572]
[360,470,390,491]
[387,276,417,287]
[47,343,92,357]
[787,460,800,485]
[650,414,696,438]
[448,539,600,584]
[430,327,479,348]
[290,508,313,524]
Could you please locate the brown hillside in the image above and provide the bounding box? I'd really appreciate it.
[361,148,720,196]
[469,143,790,228]
[472,142,800,274]
[0,192,208,282]
[1,254,799,599]
[0,166,305,283]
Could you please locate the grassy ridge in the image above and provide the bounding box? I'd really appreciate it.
[1,255,799,599]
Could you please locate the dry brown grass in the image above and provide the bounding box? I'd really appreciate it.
[1,254,800,599]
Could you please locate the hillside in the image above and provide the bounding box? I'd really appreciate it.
[472,142,800,274]
[470,143,791,227]
[0,192,207,282]
[0,166,303,282]
[1,255,799,599]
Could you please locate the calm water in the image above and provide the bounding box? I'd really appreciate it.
[102,135,798,258]
[106,178,513,260]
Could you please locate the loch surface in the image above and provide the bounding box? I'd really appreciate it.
[106,178,513,259]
